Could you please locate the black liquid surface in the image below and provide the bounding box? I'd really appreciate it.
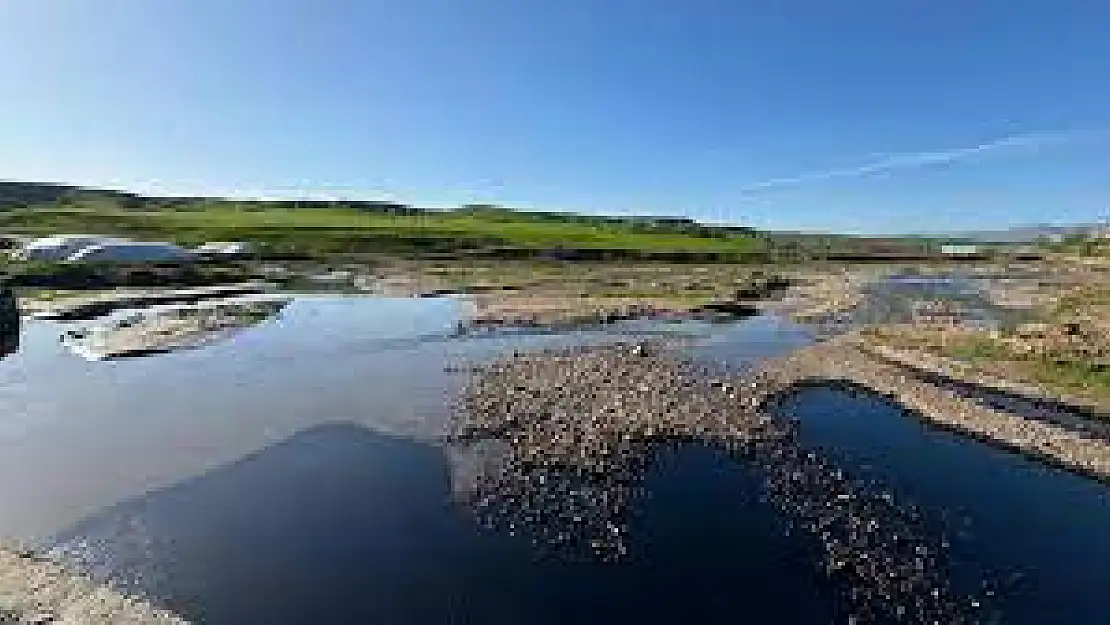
[51,424,838,624]
[782,387,1110,624]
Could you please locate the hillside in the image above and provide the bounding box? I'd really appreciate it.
[0,181,775,261]
[0,180,953,261]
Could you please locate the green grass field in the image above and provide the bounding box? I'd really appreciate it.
[0,181,959,262]
[0,205,767,259]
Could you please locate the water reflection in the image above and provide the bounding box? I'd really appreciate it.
[49,424,839,625]
[0,296,784,541]
[61,296,291,360]
[8,292,1109,624]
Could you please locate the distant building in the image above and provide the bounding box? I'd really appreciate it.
[66,241,196,263]
[940,244,981,257]
[194,241,256,259]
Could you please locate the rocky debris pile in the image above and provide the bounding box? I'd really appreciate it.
[466,294,765,331]
[861,323,985,351]
[1002,320,1110,367]
[452,342,783,463]
[0,544,186,624]
[979,279,1050,310]
[467,297,686,330]
[910,299,973,327]
[450,342,988,622]
[450,341,785,560]
[773,270,873,323]
[61,296,289,360]
[462,447,648,562]
[755,440,986,624]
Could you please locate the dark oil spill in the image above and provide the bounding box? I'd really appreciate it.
[10,295,1109,624]
[780,386,1110,625]
[49,423,839,624]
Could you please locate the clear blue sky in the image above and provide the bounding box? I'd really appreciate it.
[1,1,1108,233]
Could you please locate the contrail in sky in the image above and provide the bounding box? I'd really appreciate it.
[736,131,1077,197]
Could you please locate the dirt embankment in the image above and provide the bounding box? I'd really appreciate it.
[768,269,875,322]
[19,284,271,321]
[453,264,868,330]
[755,334,1110,483]
[61,296,290,360]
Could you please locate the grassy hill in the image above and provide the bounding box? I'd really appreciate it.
[0,180,954,262]
[0,181,769,261]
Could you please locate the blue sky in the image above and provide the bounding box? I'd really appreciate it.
[1,1,1108,233]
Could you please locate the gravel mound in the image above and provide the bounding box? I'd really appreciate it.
[0,544,186,624]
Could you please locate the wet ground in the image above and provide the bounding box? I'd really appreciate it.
[856,272,1030,329]
[0,291,1107,623]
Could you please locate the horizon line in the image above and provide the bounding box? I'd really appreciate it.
[0,177,1101,237]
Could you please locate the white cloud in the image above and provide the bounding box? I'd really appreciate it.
[736,131,1075,197]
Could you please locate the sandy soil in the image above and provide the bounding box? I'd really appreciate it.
[0,545,186,624]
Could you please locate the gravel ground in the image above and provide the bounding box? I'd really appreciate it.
[467,295,690,329]
[0,545,186,624]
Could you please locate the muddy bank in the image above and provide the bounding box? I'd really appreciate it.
[458,270,791,330]
[22,284,272,322]
[466,297,687,330]
[61,297,290,360]
[766,269,878,323]
[464,295,762,330]
[858,343,1110,439]
[0,545,186,624]
[343,262,795,329]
